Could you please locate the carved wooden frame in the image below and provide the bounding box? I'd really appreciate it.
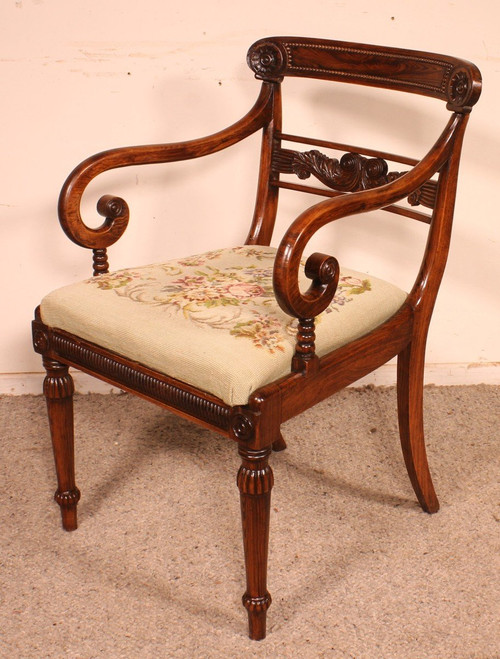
[32,36,481,640]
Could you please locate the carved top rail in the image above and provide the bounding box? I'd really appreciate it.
[248,37,482,112]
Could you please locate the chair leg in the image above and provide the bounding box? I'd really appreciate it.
[397,342,439,513]
[272,432,287,452]
[237,445,273,640]
[43,357,81,531]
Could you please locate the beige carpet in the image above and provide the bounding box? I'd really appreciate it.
[1,385,499,658]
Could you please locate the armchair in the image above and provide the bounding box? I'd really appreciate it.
[32,37,481,640]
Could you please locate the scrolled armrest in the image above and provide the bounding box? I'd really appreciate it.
[58,192,129,250]
[279,251,340,319]
[96,194,128,220]
[57,83,273,249]
[273,113,463,320]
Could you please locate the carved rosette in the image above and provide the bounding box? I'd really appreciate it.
[247,41,286,81]
[408,188,422,207]
[33,328,49,354]
[230,409,256,442]
[446,67,472,109]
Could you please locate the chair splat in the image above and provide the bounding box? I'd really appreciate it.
[272,145,438,209]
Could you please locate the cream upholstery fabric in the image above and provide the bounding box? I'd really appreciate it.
[40,246,407,406]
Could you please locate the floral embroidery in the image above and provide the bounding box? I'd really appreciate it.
[86,247,372,353]
[177,248,225,267]
[325,276,372,312]
[91,270,141,290]
[231,312,288,353]
[340,276,371,296]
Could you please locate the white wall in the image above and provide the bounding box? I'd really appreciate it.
[1,0,499,392]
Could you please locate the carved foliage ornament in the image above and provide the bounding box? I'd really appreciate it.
[274,147,438,209]
[305,150,389,191]
[277,148,398,193]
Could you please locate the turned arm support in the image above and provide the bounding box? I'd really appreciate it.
[273,113,464,370]
[58,83,274,250]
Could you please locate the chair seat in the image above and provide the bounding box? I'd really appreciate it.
[40,245,407,405]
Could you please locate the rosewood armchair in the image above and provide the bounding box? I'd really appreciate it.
[32,37,481,640]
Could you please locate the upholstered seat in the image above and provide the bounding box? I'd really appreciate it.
[41,245,406,405]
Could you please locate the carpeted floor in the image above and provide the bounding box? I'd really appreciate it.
[1,385,499,658]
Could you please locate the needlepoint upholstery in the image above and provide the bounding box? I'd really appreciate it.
[41,245,407,405]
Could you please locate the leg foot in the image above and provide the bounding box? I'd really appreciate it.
[43,358,81,531]
[243,596,271,641]
[397,343,439,513]
[54,489,81,532]
[237,445,273,640]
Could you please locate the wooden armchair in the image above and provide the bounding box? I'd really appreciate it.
[32,37,481,640]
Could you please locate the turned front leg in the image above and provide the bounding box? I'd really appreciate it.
[237,445,273,640]
[43,358,81,531]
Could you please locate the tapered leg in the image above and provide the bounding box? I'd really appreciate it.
[237,445,273,640]
[397,342,439,513]
[43,357,81,531]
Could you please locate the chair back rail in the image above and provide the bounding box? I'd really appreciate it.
[242,38,480,365]
[245,38,480,251]
[248,36,481,111]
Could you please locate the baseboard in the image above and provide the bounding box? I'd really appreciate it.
[352,362,500,387]
[1,372,123,395]
[2,363,499,395]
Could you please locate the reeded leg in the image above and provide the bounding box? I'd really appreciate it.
[397,342,439,513]
[43,357,81,531]
[237,445,273,640]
